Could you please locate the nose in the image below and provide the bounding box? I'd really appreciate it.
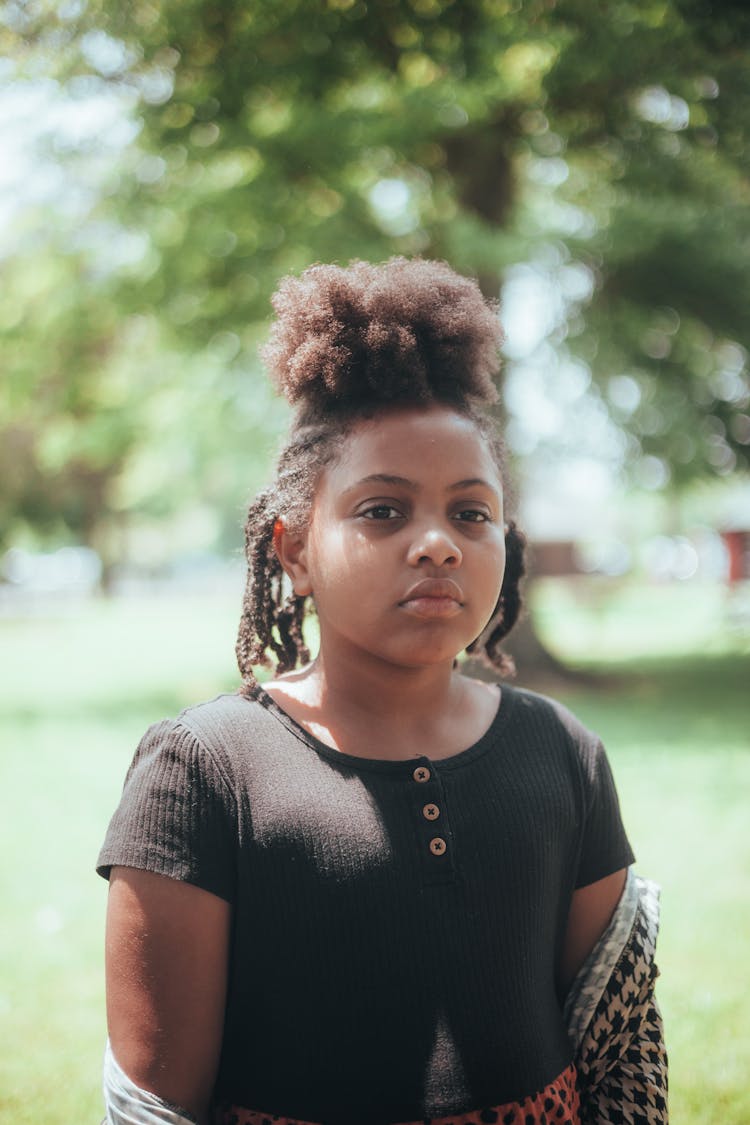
[406,524,463,568]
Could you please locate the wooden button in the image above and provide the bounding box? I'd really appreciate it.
[423,803,440,821]
[429,837,447,856]
[413,765,431,783]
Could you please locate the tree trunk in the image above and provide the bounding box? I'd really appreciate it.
[503,609,569,684]
[465,609,573,691]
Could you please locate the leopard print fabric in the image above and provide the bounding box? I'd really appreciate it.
[214,1061,580,1125]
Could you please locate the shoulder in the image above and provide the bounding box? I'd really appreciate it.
[123,692,264,800]
[158,686,309,788]
[120,691,271,795]
[176,685,303,755]
[175,690,259,748]
[502,684,599,747]
[98,696,255,896]
[500,684,608,785]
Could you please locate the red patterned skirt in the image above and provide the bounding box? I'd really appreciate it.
[214,1061,580,1125]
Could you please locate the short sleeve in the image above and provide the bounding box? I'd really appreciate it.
[575,737,635,889]
[97,717,237,903]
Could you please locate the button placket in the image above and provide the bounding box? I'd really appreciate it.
[409,759,455,884]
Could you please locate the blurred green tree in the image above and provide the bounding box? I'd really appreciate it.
[3,0,749,560]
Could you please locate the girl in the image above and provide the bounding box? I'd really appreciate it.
[98,259,667,1125]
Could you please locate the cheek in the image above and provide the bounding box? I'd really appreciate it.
[497,535,508,577]
[306,526,360,590]
[478,535,507,600]
[307,531,390,617]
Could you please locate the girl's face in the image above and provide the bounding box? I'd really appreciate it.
[282,405,507,673]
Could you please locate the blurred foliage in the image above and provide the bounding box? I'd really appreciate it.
[2,0,750,557]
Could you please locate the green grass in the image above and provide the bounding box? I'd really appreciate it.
[0,594,240,1125]
[1,582,748,1123]
[531,578,750,1124]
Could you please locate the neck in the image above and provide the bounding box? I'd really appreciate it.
[266,642,500,761]
[310,644,460,723]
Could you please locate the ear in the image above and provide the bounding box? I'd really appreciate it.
[273,519,313,597]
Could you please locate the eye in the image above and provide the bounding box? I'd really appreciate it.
[361,504,403,520]
[454,508,490,523]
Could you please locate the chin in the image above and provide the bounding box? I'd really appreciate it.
[386,643,464,669]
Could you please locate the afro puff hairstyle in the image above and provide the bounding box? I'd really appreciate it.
[262,258,502,417]
[236,257,526,682]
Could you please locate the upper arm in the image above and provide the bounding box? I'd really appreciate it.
[559,867,627,999]
[105,866,232,1123]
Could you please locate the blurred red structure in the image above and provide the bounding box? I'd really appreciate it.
[721,530,750,585]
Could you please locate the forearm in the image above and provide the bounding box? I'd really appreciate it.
[103,1040,203,1125]
[104,868,231,1125]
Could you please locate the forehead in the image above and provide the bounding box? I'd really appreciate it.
[324,405,503,492]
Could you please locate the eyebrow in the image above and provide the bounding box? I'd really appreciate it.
[343,474,499,494]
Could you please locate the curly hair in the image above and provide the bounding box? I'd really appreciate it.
[236,257,526,682]
[262,258,501,416]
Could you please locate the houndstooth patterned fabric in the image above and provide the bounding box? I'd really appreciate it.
[566,872,668,1124]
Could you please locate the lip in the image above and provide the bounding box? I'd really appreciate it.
[400,578,464,603]
[398,578,464,618]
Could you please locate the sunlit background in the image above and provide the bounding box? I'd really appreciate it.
[1,3,749,1123]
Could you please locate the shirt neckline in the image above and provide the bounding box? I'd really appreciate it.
[242,680,519,774]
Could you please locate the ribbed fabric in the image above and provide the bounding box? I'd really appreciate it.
[214,1061,581,1125]
[98,684,634,1125]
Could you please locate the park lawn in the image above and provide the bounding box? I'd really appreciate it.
[0,594,242,1125]
[0,582,748,1124]
[532,579,750,1124]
